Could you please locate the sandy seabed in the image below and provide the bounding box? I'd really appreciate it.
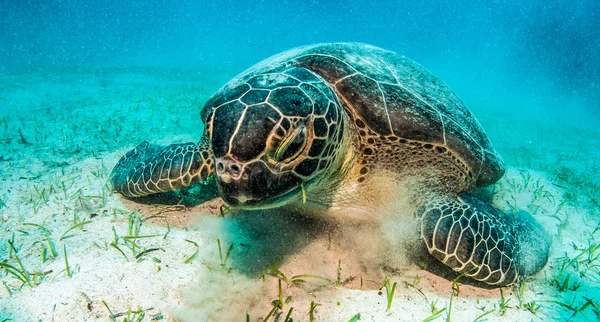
[0,67,599,321]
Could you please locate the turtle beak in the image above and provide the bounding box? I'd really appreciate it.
[215,157,301,209]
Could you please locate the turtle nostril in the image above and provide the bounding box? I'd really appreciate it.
[217,162,225,173]
[216,158,242,176]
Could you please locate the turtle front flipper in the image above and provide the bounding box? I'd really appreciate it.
[416,193,549,286]
[111,137,214,198]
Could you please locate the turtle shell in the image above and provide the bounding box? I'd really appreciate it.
[202,43,504,188]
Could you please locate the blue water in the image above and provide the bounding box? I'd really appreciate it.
[2,1,598,120]
[1,1,600,320]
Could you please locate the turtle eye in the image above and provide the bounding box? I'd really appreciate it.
[274,125,307,162]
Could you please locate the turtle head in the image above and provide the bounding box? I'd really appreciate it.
[204,79,346,210]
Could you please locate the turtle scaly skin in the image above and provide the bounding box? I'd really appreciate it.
[111,136,213,197]
[111,43,549,286]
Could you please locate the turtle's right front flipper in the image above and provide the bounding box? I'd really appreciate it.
[111,138,214,198]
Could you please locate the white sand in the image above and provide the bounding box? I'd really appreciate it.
[0,68,599,321]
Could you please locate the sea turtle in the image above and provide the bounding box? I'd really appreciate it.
[110,43,549,286]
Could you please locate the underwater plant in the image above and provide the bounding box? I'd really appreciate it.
[380,277,398,311]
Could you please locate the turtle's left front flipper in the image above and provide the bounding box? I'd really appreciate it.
[111,137,214,198]
[416,193,550,286]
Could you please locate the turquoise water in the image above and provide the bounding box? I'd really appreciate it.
[3,1,598,118]
[1,1,599,321]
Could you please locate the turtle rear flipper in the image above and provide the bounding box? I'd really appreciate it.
[417,193,549,286]
[111,137,214,198]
